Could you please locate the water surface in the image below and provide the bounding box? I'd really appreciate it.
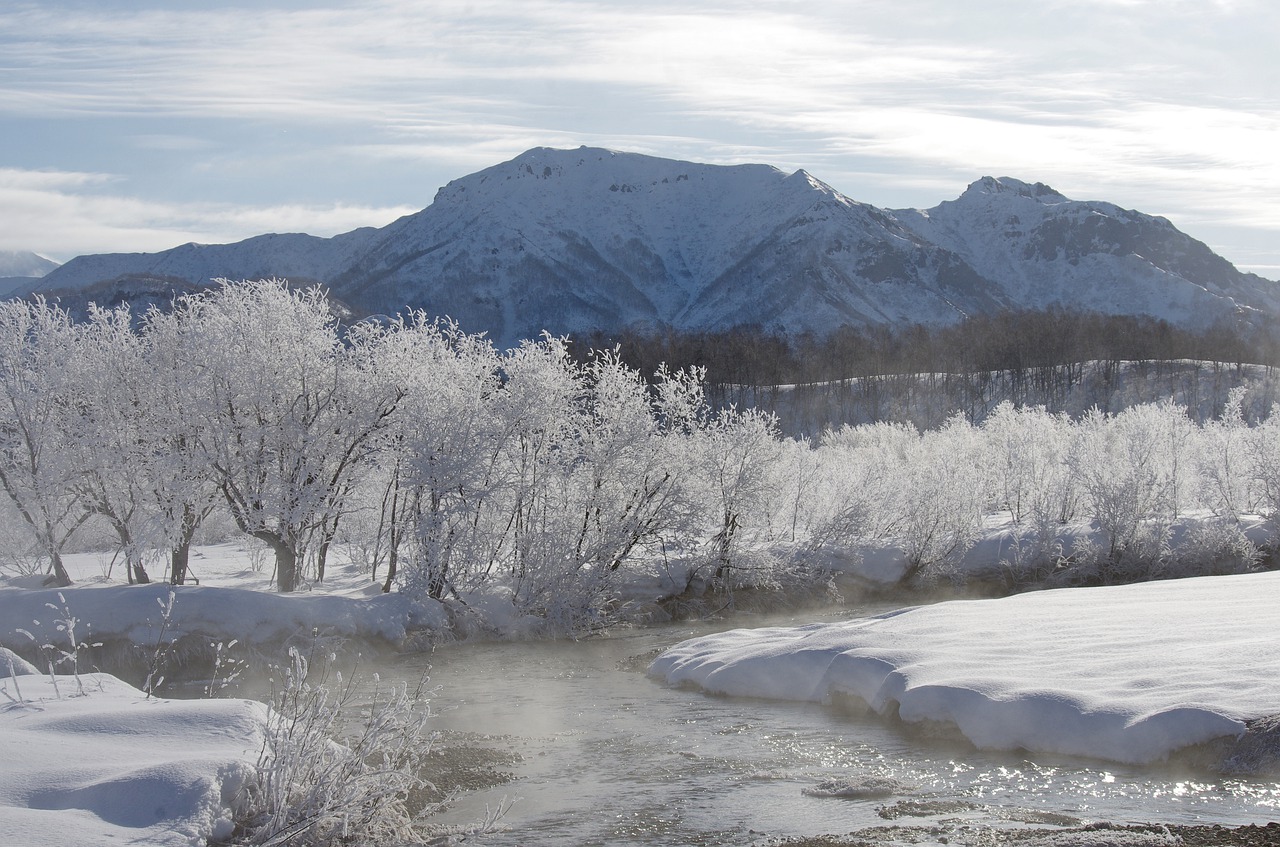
[377,610,1279,845]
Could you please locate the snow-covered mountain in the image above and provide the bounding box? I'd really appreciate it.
[892,176,1271,328]
[0,250,60,298]
[0,250,58,278]
[43,228,379,295]
[32,148,1280,345]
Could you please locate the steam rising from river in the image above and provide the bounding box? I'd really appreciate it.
[354,612,1280,846]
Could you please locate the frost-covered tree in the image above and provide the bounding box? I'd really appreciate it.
[1198,386,1256,520]
[690,406,782,586]
[63,305,157,584]
[1250,403,1280,530]
[1067,402,1197,578]
[808,421,919,559]
[138,306,224,585]
[371,315,506,599]
[979,403,1078,579]
[0,299,91,586]
[170,280,401,592]
[889,414,986,583]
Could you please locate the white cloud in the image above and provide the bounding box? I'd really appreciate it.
[0,167,414,260]
[0,0,1276,270]
[0,168,115,190]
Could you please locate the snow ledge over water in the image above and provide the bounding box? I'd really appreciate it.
[650,571,1280,766]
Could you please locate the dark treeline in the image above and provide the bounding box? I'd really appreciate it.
[575,309,1280,433]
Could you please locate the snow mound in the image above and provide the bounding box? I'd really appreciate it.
[0,583,446,654]
[0,673,267,847]
[1,647,37,677]
[650,572,1280,765]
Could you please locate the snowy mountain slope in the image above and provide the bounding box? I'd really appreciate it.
[893,177,1280,324]
[24,148,1280,344]
[336,149,1029,342]
[40,227,380,295]
[334,148,843,338]
[0,251,61,299]
[0,250,58,278]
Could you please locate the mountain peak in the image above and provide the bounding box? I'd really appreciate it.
[0,250,60,278]
[31,150,1279,346]
[430,146,797,215]
[962,176,1069,204]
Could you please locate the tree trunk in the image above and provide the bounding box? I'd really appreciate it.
[315,513,339,584]
[47,549,72,587]
[169,504,199,585]
[131,558,151,584]
[713,511,739,582]
[381,523,399,594]
[170,543,190,586]
[269,536,299,593]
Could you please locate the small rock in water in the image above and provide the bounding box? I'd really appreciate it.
[802,775,909,799]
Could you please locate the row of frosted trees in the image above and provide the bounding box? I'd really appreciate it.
[0,282,783,624]
[2,280,1279,630]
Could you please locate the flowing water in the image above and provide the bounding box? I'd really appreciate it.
[370,608,1279,845]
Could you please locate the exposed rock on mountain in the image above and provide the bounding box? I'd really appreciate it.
[32,148,1280,346]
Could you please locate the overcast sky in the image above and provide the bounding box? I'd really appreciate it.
[2,0,1277,277]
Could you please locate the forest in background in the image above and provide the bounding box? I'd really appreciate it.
[3,280,1280,637]
[579,309,1280,434]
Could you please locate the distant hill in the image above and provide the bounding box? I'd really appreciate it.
[0,250,60,298]
[33,148,1280,346]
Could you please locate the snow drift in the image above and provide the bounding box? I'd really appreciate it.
[650,571,1280,765]
[0,673,267,847]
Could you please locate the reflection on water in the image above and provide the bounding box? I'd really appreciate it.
[363,611,1280,846]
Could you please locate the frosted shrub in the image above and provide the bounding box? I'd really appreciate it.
[240,645,445,846]
[1068,406,1181,581]
[1250,405,1280,530]
[889,415,986,585]
[1198,387,1258,518]
[1162,519,1262,578]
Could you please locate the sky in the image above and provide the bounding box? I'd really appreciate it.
[2,0,1277,278]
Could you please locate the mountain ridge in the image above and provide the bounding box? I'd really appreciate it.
[33,147,1280,346]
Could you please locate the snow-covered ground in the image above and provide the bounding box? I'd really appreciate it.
[0,549,312,846]
[651,570,1280,767]
[0,660,268,847]
[0,544,448,660]
[4,540,1280,842]
[0,546,449,847]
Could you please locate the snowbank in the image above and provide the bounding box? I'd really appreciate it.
[834,513,1275,587]
[0,583,446,658]
[650,571,1280,765]
[0,672,267,847]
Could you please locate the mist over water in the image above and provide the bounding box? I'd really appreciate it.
[367,609,1280,846]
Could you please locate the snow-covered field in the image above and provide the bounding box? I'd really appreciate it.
[651,570,1280,768]
[0,546,445,847]
[0,544,448,659]
[0,661,268,847]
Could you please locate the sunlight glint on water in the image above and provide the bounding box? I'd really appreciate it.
[367,613,1280,845]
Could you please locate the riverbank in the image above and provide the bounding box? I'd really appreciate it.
[651,570,1280,772]
[3,545,1279,844]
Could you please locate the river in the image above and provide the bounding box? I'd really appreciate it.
[362,607,1280,845]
